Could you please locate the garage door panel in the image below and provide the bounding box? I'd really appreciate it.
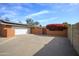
[15,28,29,35]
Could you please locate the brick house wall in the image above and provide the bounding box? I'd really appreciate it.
[4,25,15,38]
[0,24,15,38]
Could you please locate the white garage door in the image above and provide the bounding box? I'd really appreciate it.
[15,28,30,35]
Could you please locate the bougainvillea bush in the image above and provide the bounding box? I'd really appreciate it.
[46,24,68,31]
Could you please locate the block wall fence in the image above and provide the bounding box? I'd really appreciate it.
[68,24,79,54]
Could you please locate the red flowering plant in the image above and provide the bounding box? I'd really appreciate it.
[46,24,68,31]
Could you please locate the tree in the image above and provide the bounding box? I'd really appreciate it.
[26,18,40,26]
[18,21,22,24]
[26,18,34,26]
[34,21,39,25]
[63,22,68,25]
[39,25,42,27]
[4,17,10,22]
[63,22,69,28]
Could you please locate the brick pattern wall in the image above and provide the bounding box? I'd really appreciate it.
[46,29,67,37]
[0,24,15,38]
[42,28,47,35]
[4,27,15,38]
[0,24,3,36]
[31,27,67,37]
[31,27,42,35]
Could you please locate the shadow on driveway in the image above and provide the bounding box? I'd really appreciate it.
[34,37,78,56]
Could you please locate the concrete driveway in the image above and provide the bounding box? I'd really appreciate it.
[0,34,54,56]
[0,34,78,56]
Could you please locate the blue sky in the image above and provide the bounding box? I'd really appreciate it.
[0,3,79,26]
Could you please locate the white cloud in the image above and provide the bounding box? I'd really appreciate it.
[0,6,18,18]
[69,3,79,6]
[38,17,58,26]
[0,7,7,12]
[61,4,79,12]
[1,10,17,18]
[2,14,14,18]
[0,6,17,15]
[39,17,58,22]
[14,6,23,9]
[1,7,6,10]
[26,10,49,17]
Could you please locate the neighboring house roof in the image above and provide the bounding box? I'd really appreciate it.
[0,20,29,28]
[0,20,42,28]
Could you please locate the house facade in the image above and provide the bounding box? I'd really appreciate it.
[0,20,68,38]
[0,20,31,38]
